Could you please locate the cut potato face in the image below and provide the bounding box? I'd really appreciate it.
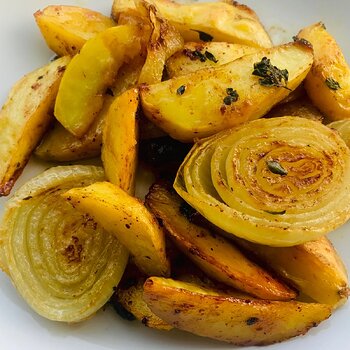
[112,0,272,47]
[166,42,258,78]
[141,41,314,142]
[102,88,139,193]
[298,22,350,121]
[0,56,70,196]
[63,182,170,277]
[34,5,115,57]
[36,56,145,163]
[0,165,129,322]
[143,277,331,346]
[146,184,296,300]
[174,117,350,246]
[233,236,349,308]
[54,25,142,137]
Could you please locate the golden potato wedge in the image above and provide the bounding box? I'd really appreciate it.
[34,5,115,57]
[297,22,350,121]
[328,119,350,147]
[63,182,170,277]
[0,56,70,196]
[114,278,172,330]
[112,0,272,48]
[36,55,145,162]
[141,41,313,142]
[102,88,139,193]
[143,277,331,345]
[137,4,184,84]
[166,42,258,78]
[55,25,142,137]
[234,236,349,308]
[146,184,296,300]
[267,95,325,122]
[35,100,105,162]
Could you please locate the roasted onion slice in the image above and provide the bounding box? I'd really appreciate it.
[0,165,129,322]
[174,117,350,246]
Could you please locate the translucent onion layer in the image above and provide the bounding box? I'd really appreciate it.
[174,117,350,246]
[0,165,129,322]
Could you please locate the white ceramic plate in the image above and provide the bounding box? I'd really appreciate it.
[0,1,349,349]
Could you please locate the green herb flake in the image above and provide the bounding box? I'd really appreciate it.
[177,85,186,95]
[265,210,287,215]
[266,160,288,176]
[192,30,213,42]
[325,78,341,91]
[183,49,207,62]
[246,317,260,326]
[223,88,239,105]
[205,51,218,63]
[253,57,291,90]
[195,50,207,62]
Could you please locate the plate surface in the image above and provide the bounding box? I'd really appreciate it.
[0,0,349,349]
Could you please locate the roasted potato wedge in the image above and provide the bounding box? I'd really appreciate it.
[297,22,350,121]
[143,277,331,345]
[102,88,139,193]
[36,55,145,162]
[63,182,170,277]
[141,41,313,142]
[55,25,142,137]
[267,95,325,122]
[233,236,349,308]
[166,42,258,78]
[35,100,105,162]
[34,5,115,57]
[114,278,172,330]
[0,56,70,196]
[146,184,296,300]
[112,0,272,48]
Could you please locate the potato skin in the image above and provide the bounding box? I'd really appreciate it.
[166,42,258,78]
[298,22,350,121]
[35,105,104,162]
[233,236,349,308]
[146,184,296,300]
[115,279,172,330]
[0,56,70,196]
[102,88,139,193]
[36,55,144,163]
[143,277,331,346]
[35,5,115,56]
[63,182,170,277]
[112,0,272,48]
[141,41,313,142]
[54,25,142,137]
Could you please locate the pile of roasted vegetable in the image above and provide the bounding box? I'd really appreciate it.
[0,0,349,346]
